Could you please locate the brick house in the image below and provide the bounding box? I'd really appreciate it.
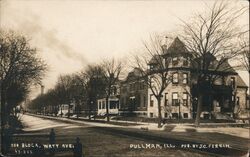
[147,37,248,119]
[97,37,248,120]
[119,68,148,117]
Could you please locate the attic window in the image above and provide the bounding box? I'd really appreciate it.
[172,57,178,66]
[172,73,179,84]
[150,65,154,70]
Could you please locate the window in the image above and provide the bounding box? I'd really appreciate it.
[110,101,117,109]
[150,65,155,70]
[172,113,178,119]
[172,93,179,106]
[236,97,240,106]
[150,94,154,107]
[183,73,188,84]
[172,73,179,84]
[232,95,235,102]
[183,93,188,106]
[183,113,188,118]
[164,93,168,106]
[150,113,154,118]
[98,101,102,109]
[230,77,235,88]
[172,57,178,66]
[164,113,168,118]
[102,101,106,109]
[183,58,189,66]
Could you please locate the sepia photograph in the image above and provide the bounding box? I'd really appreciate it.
[0,0,249,156]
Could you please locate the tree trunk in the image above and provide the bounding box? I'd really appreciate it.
[157,97,162,128]
[88,102,91,120]
[67,103,70,118]
[195,93,203,127]
[106,96,110,122]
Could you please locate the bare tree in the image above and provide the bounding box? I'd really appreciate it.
[179,1,248,126]
[0,30,47,124]
[78,64,106,119]
[54,75,76,117]
[133,34,172,128]
[102,58,123,122]
[238,32,250,73]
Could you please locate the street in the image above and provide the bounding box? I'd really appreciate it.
[11,114,215,157]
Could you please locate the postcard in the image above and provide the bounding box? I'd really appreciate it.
[0,0,249,156]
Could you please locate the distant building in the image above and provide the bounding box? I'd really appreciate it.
[97,82,120,116]
[119,68,148,117]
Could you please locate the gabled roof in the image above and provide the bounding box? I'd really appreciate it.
[217,60,236,73]
[148,55,162,65]
[164,37,189,55]
[125,68,144,82]
[237,75,248,88]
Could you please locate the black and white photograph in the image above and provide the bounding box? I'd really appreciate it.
[0,0,249,156]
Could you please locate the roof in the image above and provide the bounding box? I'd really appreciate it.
[217,60,236,73]
[125,68,144,82]
[148,55,162,65]
[193,54,237,75]
[237,75,248,88]
[164,37,189,55]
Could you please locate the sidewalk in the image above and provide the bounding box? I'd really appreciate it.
[27,114,250,152]
[29,113,249,138]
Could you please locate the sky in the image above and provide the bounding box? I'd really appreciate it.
[0,0,249,99]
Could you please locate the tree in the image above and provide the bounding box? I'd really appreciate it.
[78,64,106,119]
[0,30,47,124]
[54,74,78,118]
[179,1,248,126]
[238,31,250,73]
[133,34,172,128]
[102,58,123,122]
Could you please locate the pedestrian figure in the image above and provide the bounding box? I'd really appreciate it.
[49,128,56,156]
[73,137,83,157]
[49,128,56,144]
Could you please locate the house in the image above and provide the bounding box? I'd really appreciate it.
[97,82,120,116]
[119,68,148,117]
[96,37,248,120]
[147,37,193,119]
[146,37,248,120]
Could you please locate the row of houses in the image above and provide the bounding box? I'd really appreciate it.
[44,37,248,119]
[97,37,249,120]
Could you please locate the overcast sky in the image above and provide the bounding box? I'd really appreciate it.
[1,0,249,99]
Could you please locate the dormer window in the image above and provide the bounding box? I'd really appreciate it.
[150,65,154,70]
[172,57,178,66]
[172,73,179,84]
